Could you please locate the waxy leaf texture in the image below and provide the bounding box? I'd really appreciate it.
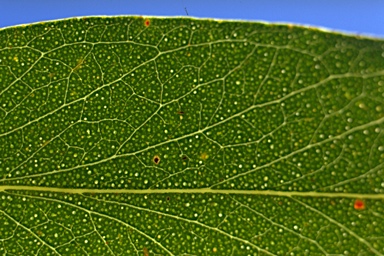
[1,16,384,255]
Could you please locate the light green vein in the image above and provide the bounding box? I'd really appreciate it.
[1,185,384,199]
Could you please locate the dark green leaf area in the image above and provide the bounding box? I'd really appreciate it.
[320,47,360,74]
[157,25,191,52]
[349,46,384,75]
[1,17,384,256]
[161,65,199,103]
[298,197,384,254]
[0,101,83,179]
[27,25,66,52]
[366,76,384,104]
[200,42,255,82]
[3,191,383,255]
[45,43,92,74]
[93,43,158,84]
[123,63,163,103]
[0,48,41,78]
[215,123,384,193]
[1,17,383,190]
[0,81,32,132]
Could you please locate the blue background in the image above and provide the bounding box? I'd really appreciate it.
[1,0,383,38]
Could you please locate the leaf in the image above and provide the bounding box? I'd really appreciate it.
[0,16,384,255]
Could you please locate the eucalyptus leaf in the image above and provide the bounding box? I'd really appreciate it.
[1,16,384,256]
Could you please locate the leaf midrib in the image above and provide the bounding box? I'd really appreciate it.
[1,185,383,199]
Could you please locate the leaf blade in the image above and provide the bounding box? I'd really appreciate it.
[1,16,384,255]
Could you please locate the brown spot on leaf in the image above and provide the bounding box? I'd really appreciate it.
[143,247,149,256]
[153,155,160,165]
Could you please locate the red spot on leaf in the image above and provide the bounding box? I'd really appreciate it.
[144,19,150,27]
[354,199,365,210]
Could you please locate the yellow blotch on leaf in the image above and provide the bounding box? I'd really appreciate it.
[73,58,85,72]
[200,152,209,161]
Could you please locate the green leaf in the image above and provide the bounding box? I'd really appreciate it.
[1,16,384,255]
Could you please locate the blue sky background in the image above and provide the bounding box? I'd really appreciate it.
[1,0,383,38]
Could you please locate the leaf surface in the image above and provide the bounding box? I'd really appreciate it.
[1,17,384,255]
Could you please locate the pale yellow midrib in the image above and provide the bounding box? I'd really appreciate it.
[1,185,383,199]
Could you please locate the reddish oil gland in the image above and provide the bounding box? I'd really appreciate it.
[354,199,365,210]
